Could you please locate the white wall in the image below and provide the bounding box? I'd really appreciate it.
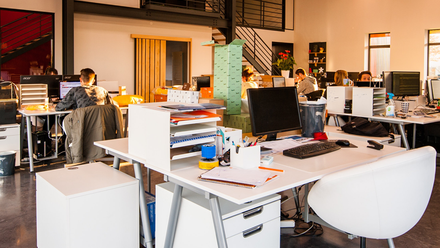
[294,0,440,79]
[74,14,212,94]
[0,0,63,72]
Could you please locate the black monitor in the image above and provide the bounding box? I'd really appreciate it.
[19,75,62,100]
[430,79,440,101]
[389,71,420,97]
[347,72,359,82]
[247,87,302,141]
[325,71,335,83]
[354,81,384,88]
[63,74,97,84]
[194,76,210,91]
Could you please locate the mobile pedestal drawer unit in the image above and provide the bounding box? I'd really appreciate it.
[0,123,20,166]
[36,162,139,248]
[156,182,280,248]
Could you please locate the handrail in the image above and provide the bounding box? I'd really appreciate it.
[0,13,35,29]
[217,0,281,75]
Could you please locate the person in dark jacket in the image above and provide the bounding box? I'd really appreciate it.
[55,68,114,111]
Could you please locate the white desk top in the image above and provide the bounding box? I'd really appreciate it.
[329,111,440,125]
[18,108,72,116]
[95,135,405,205]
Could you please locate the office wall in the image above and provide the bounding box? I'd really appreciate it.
[0,0,63,72]
[294,0,440,79]
[74,13,212,94]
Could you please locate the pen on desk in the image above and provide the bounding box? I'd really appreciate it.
[259,166,284,173]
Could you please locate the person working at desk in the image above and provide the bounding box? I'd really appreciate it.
[334,70,353,86]
[358,71,372,81]
[295,68,317,95]
[55,68,115,111]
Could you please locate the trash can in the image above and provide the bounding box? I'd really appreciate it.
[299,102,326,137]
[0,151,16,176]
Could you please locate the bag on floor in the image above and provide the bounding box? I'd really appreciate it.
[341,117,388,137]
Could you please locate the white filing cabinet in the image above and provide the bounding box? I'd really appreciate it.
[156,182,280,248]
[352,87,386,116]
[327,86,353,113]
[36,162,139,248]
[0,123,20,166]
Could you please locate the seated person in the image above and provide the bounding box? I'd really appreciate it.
[241,67,258,113]
[358,71,372,81]
[295,68,317,95]
[55,68,115,111]
[334,70,353,86]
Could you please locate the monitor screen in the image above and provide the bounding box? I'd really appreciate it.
[60,81,81,99]
[247,87,301,141]
[347,72,359,82]
[19,75,62,99]
[431,79,440,101]
[354,81,384,88]
[63,74,98,85]
[325,71,335,83]
[195,76,210,91]
[272,77,285,87]
[391,72,420,96]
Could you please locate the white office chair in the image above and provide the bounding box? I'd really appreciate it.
[307,146,436,248]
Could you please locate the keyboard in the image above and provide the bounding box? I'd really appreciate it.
[283,142,341,159]
[419,108,440,115]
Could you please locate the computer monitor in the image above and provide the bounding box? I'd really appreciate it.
[347,72,359,82]
[247,87,302,141]
[390,71,420,97]
[59,81,81,99]
[194,76,210,91]
[63,74,98,84]
[272,77,286,87]
[430,79,440,101]
[354,81,384,88]
[19,75,62,99]
[325,71,335,83]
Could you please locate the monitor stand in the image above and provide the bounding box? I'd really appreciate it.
[265,133,278,141]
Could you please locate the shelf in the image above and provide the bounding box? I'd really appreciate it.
[170,137,216,149]
[170,124,217,137]
[170,147,202,160]
[309,52,326,55]
[170,117,221,126]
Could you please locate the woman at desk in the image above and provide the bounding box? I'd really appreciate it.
[334,70,353,86]
[358,71,372,81]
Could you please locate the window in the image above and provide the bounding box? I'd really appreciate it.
[428,29,440,78]
[369,33,390,78]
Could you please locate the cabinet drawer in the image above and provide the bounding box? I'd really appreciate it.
[0,134,19,151]
[227,217,280,247]
[223,199,280,238]
[0,126,19,136]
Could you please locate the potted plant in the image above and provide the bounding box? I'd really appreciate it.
[273,50,296,78]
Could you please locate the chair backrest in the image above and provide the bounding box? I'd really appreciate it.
[308,146,436,239]
[305,90,324,101]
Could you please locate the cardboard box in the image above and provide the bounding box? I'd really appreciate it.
[203,39,245,115]
[223,114,252,133]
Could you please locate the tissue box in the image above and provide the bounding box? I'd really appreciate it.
[167,90,200,103]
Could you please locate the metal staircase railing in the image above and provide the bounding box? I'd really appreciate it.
[1,13,53,59]
[216,0,280,75]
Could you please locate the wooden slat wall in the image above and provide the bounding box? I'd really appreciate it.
[135,38,166,102]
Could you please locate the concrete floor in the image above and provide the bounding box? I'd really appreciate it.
[0,156,439,248]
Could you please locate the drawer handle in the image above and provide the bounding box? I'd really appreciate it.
[0,136,6,140]
[242,224,263,238]
[242,206,263,219]
[0,128,6,132]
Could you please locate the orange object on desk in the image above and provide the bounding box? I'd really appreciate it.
[200,87,213,98]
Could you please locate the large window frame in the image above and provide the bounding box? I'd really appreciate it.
[427,29,440,78]
[368,32,390,78]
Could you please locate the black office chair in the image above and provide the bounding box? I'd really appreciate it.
[305,90,324,101]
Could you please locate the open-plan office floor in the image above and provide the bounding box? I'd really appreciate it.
[1,156,439,248]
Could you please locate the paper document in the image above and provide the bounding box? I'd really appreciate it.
[200,167,271,187]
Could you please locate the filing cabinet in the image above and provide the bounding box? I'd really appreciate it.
[156,182,280,248]
[0,124,20,166]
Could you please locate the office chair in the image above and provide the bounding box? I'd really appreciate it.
[63,104,124,164]
[305,90,324,101]
[307,146,436,248]
[272,77,286,87]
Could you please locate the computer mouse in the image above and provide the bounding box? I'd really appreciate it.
[336,140,350,147]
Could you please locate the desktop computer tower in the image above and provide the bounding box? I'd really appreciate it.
[32,131,52,158]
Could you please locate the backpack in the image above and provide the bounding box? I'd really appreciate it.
[341,117,389,137]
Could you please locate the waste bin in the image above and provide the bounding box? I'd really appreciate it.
[299,102,326,137]
[0,151,16,176]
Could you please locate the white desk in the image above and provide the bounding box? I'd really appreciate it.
[329,111,440,150]
[95,136,405,248]
[18,108,71,172]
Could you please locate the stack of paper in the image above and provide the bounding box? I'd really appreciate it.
[198,167,278,188]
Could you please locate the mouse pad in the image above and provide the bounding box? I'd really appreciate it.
[326,140,358,148]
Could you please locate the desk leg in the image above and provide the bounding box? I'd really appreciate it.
[413,124,417,149]
[397,124,410,150]
[124,109,129,137]
[334,115,340,127]
[133,161,153,248]
[113,156,120,170]
[54,115,58,157]
[208,195,228,248]
[303,184,310,223]
[291,187,301,218]
[164,184,183,248]
[26,116,34,172]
